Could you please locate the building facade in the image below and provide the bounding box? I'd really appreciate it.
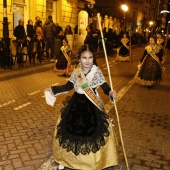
[0,0,95,38]
[95,0,169,34]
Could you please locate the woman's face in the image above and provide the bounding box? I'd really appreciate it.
[63,40,68,46]
[29,20,33,25]
[79,51,94,69]
[149,38,155,45]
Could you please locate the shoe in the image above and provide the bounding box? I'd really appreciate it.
[62,73,66,76]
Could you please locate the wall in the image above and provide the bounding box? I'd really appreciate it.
[0,0,91,39]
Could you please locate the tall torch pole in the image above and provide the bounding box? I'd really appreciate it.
[2,0,11,69]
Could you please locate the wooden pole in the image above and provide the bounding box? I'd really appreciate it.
[97,13,130,170]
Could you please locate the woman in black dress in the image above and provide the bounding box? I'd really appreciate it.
[54,38,71,76]
[135,35,164,86]
[45,44,118,170]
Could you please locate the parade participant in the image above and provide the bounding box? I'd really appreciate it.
[157,33,164,49]
[84,24,99,53]
[157,33,166,63]
[54,38,72,76]
[116,33,130,61]
[45,44,118,170]
[135,35,164,86]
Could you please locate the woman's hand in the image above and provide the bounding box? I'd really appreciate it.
[109,90,116,99]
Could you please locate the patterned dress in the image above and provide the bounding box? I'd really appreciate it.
[51,65,118,170]
[135,44,164,86]
[116,37,130,61]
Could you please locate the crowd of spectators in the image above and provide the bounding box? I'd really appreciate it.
[12,15,75,63]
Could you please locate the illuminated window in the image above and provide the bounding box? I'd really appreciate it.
[13,0,25,29]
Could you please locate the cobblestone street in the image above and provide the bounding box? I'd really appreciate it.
[0,47,170,170]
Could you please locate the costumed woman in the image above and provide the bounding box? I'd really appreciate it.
[116,33,130,61]
[45,44,118,170]
[157,33,165,63]
[54,38,72,76]
[157,33,164,49]
[135,35,164,86]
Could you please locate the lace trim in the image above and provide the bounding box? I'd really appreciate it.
[69,65,106,94]
[55,94,110,156]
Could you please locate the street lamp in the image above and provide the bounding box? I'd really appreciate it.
[2,0,11,69]
[149,21,153,33]
[121,4,128,32]
[149,21,153,27]
[121,4,128,19]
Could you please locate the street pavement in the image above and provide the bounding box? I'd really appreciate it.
[0,46,170,170]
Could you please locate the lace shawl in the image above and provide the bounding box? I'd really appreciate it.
[70,65,106,94]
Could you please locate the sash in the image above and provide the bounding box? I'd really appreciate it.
[61,46,71,65]
[121,38,129,50]
[74,67,105,112]
[157,38,164,49]
[145,45,161,66]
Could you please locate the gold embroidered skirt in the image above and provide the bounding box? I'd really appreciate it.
[53,116,118,170]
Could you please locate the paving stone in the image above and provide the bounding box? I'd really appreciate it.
[12,158,23,168]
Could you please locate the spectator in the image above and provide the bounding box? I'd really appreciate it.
[33,16,40,31]
[36,20,44,41]
[13,19,27,63]
[27,19,35,61]
[64,25,73,36]
[105,28,115,56]
[14,19,26,43]
[84,24,98,53]
[74,25,78,34]
[54,30,66,59]
[55,22,63,35]
[44,15,56,60]
[27,19,35,40]
[36,20,45,60]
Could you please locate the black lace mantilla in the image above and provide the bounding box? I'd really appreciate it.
[55,92,110,156]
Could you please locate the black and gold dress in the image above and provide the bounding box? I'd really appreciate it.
[54,45,71,73]
[116,37,130,61]
[135,44,164,86]
[51,65,118,170]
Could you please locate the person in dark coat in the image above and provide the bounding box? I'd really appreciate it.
[13,19,27,64]
[55,22,63,35]
[14,19,26,43]
[26,19,36,64]
[84,24,98,53]
[44,15,56,60]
